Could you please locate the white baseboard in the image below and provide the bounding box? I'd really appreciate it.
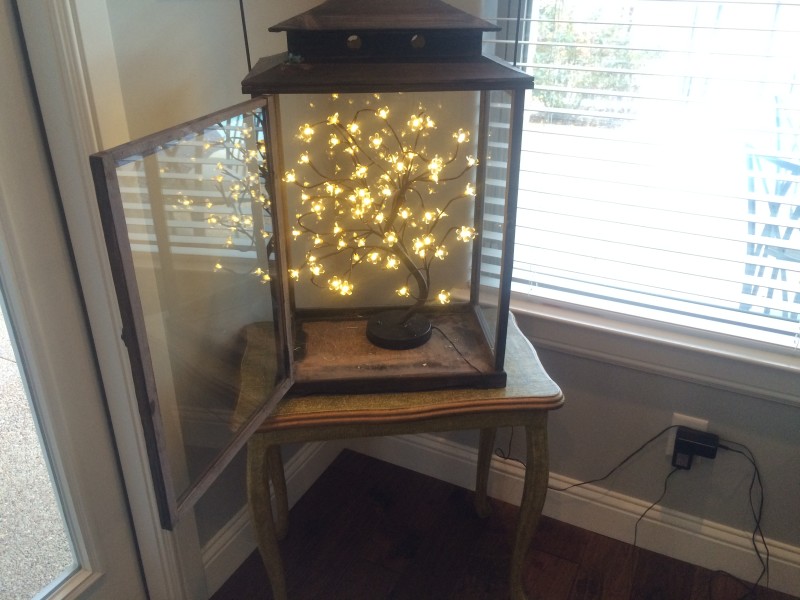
[346,434,800,598]
[200,433,800,597]
[202,440,345,595]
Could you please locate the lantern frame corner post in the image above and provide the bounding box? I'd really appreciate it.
[262,94,296,380]
[494,86,529,372]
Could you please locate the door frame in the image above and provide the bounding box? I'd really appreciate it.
[1,0,148,597]
[15,0,205,597]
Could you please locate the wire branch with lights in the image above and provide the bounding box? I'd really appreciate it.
[284,95,479,349]
[175,112,273,283]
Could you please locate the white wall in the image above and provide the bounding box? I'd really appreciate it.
[512,312,800,548]
[103,0,486,137]
[105,0,318,137]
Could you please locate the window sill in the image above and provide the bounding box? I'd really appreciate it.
[510,292,800,407]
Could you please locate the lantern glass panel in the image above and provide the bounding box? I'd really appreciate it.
[269,89,514,392]
[476,88,516,346]
[280,91,479,311]
[92,100,288,525]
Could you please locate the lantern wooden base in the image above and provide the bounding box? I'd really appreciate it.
[291,307,505,395]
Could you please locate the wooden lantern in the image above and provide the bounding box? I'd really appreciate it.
[243,0,533,395]
[90,0,532,528]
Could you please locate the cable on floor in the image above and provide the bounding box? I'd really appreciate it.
[494,425,773,599]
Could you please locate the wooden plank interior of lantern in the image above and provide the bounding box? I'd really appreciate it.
[288,305,506,394]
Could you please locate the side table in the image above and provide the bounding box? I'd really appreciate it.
[235,314,563,600]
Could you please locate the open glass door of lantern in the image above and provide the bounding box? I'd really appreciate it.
[91,98,292,529]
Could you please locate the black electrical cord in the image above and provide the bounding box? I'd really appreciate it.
[633,466,679,549]
[497,425,683,545]
[496,424,681,479]
[541,425,682,551]
[430,325,483,374]
[716,440,769,599]
[238,0,252,72]
[494,425,526,467]
[545,424,678,493]
[512,0,523,67]
[494,425,773,600]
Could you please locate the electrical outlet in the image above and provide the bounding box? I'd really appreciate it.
[666,413,709,455]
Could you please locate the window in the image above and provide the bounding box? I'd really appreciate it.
[485,0,800,351]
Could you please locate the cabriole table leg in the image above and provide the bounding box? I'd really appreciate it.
[266,444,289,540]
[509,415,549,600]
[475,427,497,518]
[247,435,288,600]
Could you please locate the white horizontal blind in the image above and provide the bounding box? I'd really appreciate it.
[115,114,267,269]
[483,0,800,348]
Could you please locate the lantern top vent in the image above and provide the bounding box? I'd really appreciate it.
[242,0,532,94]
[269,0,499,61]
[271,0,499,32]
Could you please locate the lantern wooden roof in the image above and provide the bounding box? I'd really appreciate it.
[270,0,499,33]
[242,0,533,95]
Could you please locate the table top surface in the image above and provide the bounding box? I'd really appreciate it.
[233,313,563,434]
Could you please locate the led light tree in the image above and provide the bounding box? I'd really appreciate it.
[203,116,273,282]
[163,113,274,283]
[284,97,479,349]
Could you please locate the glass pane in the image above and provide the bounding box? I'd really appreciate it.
[478,88,516,350]
[101,102,281,510]
[0,305,76,597]
[489,0,800,347]
[280,91,480,313]
[274,91,506,388]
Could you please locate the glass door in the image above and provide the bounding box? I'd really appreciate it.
[0,2,147,594]
[0,302,75,599]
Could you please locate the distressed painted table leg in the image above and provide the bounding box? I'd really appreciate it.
[266,444,289,540]
[509,415,549,600]
[247,435,288,600]
[475,427,497,518]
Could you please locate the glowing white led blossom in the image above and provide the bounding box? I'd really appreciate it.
[199,117,273,283]
[285,97,479,313]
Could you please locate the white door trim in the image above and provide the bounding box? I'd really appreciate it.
[1,0,146,596]
[15,1,200,597]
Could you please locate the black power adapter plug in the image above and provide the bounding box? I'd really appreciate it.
[671,426,719,470]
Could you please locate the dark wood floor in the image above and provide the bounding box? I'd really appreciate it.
[212,450,796,600]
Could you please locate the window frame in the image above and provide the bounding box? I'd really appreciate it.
[482,0,800,405]
[511,290,799,406]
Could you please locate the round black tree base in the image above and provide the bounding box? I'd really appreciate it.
[366,310,432,350]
